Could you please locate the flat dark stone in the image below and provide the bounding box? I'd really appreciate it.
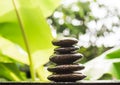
[50,53,83,65]
[54,51,77,54]
[47,64,84,73]
[52,38,78,47]
[54,46,79,53]
[48,73,86,82]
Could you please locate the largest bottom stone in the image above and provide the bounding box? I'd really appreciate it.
[48,73,86,82]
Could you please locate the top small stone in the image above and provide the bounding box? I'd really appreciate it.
[52,37,78,47]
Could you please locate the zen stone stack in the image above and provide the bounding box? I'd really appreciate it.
[47,37,86,82]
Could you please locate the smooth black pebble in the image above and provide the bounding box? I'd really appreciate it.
[52,38,78,47]
[50,53,83,65]
[47,73,86,82]
[54,46,79,53]
[47,64,85,73]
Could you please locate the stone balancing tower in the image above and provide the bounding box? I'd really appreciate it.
[47,37,86,82]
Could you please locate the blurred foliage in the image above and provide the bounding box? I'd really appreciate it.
[47,0,120,80]
[0,0,60,81]
[82,47,120,80]
[48,0,120,62]
[78,46,112,63]
[0,0,120,81]
[49,1,91,36]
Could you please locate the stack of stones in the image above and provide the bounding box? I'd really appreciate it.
[47,37,86,82]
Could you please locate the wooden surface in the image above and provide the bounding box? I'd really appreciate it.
[0,81,120,85]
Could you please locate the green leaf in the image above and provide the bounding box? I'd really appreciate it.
[0,0,58,81]
[0,0,54,51]
[82,47,120,80]
[0,0,54,67]
[98,73,113,80]
[36,0,61,18]
[0,78,8,81]
[106,48,120,59]
[36,66,51,82]
[112,62,120,79]
[0,54,13,63]
[14,0,54,51]
[0,63,24,81]
[0,36,28,64]
[32,48,54,69]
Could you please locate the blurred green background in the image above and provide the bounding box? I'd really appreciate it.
[48,0,120,63]
[0,0,120,82]
[47,0,120,80]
